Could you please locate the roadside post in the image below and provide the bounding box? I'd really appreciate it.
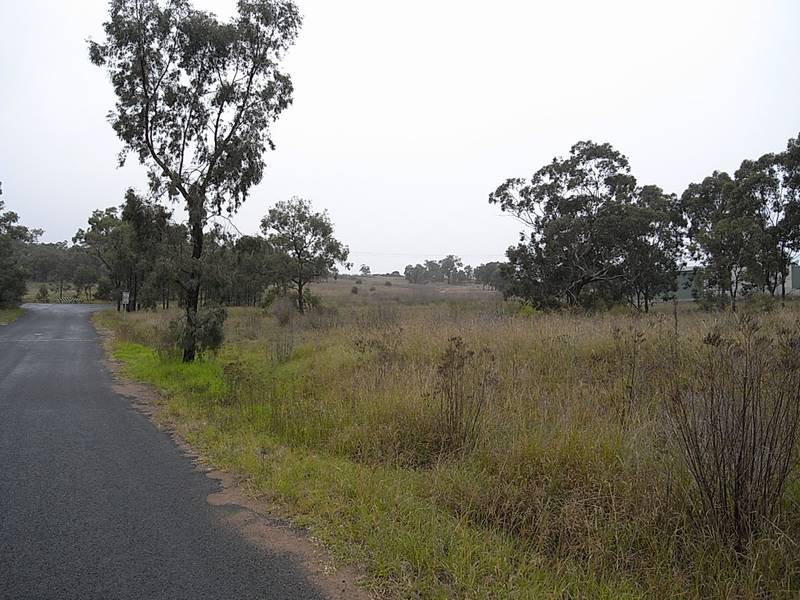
[122,291,130,315]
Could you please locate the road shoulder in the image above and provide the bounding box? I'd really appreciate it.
[94,318,372,600]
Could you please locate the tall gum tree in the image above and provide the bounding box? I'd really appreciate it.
[489,141,638,306]
[89,0,301,360]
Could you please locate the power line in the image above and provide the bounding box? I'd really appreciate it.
[348,250,507,258]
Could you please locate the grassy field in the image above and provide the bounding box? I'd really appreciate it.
[97,279,800,598]
[0,307,24,325]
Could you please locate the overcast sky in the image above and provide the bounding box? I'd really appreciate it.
[1,1,799,273]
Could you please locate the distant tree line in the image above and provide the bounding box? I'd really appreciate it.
[70,194,348,313]
[404,255,474,285]
[0,189,348,324]
[488,135,800,311]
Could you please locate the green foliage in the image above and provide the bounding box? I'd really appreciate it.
[741,291,777,313]
[516,303,536,318]
[0,199,39,308]
[261,197,350,313]
[474,261,507,291]
[681,133,800,310]
[165,307,227,358]
[404,255,473,285]
[73,191,183,310]
[35,284,50,303]
[490,133,800,312]
[90,0,302,360]
[490,141,682,310]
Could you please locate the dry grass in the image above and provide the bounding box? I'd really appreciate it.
[98,288,800,598]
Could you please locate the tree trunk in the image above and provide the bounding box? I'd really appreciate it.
[132,271,138,312]
[183,200,205,362]
[297,280,305,314]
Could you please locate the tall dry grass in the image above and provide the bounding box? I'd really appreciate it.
[98,295,800,596]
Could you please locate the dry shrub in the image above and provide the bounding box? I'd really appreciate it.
[268,295,295,327]
[667,314,800,551]
[352,327,403,377]
[434,337,497,456]
[270,327,295,365]
[232,310,264,340]
[356,302,400,329]
[301,305,341,330]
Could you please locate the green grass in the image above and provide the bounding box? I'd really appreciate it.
[98,298,800,599]
[0,307,24,325]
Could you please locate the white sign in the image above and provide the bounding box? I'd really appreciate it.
[121,291,130,306]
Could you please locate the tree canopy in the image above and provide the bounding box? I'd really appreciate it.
[260,197,349,313]
[90,0,301,360]
[489,140,682,310]
[0,199,40,308]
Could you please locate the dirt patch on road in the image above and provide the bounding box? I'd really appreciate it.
[95,322,372,600]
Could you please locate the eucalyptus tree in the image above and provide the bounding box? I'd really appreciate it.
[74,207,134,310]
[619,185,685,312]
[403,263,427,284]
[440,255,463,284]
[681,171,760,311]
[785,133,800,271]
[0,200,39,308]
[74,192,185,311]
[489,141,638,306]
[261,197,350,313]
[474,261,506,290]
[733,134,800,302]
[89,0,301,360]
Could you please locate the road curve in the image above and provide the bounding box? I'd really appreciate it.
[0,304,325,600]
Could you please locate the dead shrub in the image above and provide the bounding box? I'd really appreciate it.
[270,327,295,364]
[356,302,400,329]
[666,315,800,551]
[434,337,497,456]
[352,327,403,377]
[268,295,295,327]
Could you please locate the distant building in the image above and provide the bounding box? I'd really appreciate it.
[674,264,800,301]
[675,269,698,301]
[788,264,800,295]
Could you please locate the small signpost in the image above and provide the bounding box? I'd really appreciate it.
[121,291,130,313]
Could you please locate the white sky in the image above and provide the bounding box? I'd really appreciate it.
[1,0,799,273]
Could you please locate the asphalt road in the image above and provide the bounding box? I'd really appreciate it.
[0,304,324,600]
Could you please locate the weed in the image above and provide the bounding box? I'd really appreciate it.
[433,337,497,456]
[667,315,800,551]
